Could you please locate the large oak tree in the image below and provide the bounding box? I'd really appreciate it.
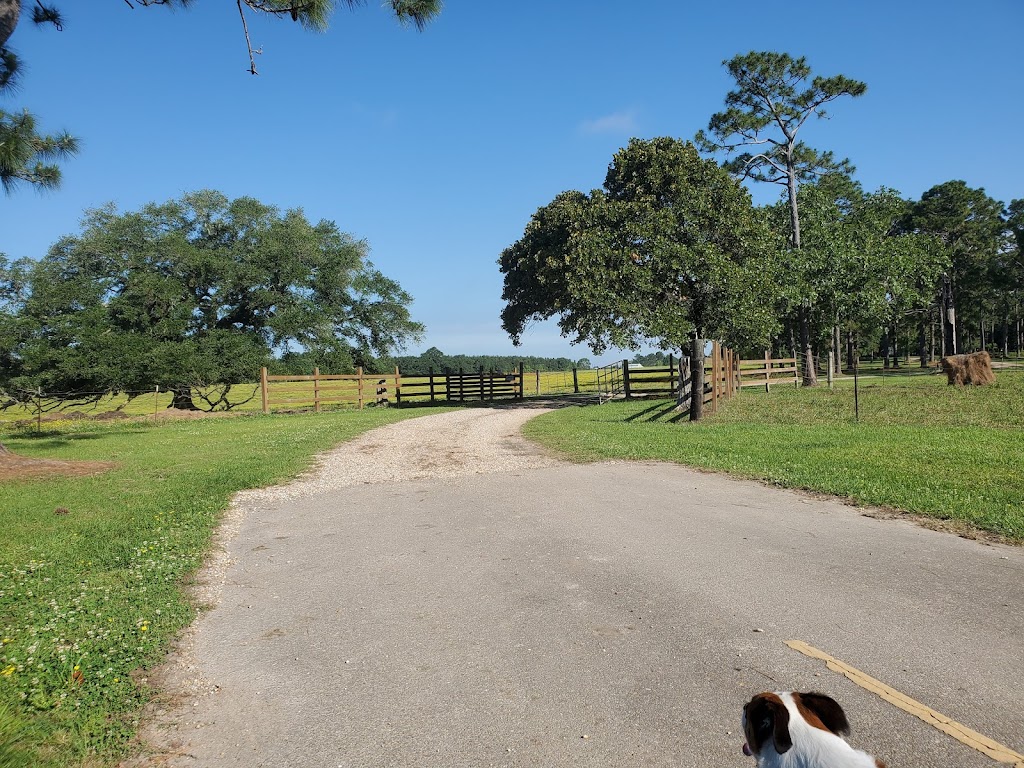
[0,190,424,409]
[500,137,780,357]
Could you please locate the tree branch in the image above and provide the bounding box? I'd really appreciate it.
[236,0,260,75]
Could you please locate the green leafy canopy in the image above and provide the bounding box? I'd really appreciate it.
[0,190,424,408]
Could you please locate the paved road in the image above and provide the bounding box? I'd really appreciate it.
[133,408,1024,767]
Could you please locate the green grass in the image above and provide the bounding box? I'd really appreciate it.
[524,372,1024,542]
[0,406,446,766]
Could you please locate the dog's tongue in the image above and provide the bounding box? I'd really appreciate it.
[742,742,752,757]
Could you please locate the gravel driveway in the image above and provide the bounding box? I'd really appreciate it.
[129,405,563,765]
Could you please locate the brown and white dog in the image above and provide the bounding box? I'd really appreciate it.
[742,691,886,768]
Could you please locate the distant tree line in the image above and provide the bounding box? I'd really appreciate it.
[389,347,589,376]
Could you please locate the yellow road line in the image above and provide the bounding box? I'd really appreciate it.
[786,640,1024,767]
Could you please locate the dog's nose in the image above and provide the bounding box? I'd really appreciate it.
[742,742,752,757]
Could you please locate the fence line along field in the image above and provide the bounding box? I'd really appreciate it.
[4,354,1021,428]
[0,368,612,425]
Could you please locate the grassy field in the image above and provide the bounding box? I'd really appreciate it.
[0,407,445,767]
[524,371,1024,542]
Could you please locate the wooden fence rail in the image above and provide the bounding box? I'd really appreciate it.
[260,365,524,412]
[738,354,799,391]
[259,351,796,415]
[261,367,400,413]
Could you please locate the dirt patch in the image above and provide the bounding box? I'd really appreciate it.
[151,409,230,421]
[0,451,118,482]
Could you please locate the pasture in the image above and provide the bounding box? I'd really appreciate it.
[524,371,1024,542]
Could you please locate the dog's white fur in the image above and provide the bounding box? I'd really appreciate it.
[742,691,883,768]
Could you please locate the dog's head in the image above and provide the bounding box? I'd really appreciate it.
[742,691,851,758]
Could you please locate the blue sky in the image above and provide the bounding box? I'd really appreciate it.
[2,0,1022,365]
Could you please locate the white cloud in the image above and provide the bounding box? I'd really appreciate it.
[579,109,638,135]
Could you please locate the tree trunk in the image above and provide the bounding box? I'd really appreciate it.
[941,273,957,356]
[799,303,817,386]
[689,338,705,422]
[833,325,842,375]
[917,318,929,367]
[169,386,201,411]
[0,0,20,49]
[891,322,900,368]
[787,167,801,251]
[846,329,855,373]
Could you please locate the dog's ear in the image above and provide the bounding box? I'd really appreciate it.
[746,693,792,754]
[798,692,851,735]
[768,695,793,753]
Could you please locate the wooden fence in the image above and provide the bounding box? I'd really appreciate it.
[702,341,740,414]
[597,343,740,419]
[259,350,796,414]
[397,366,524,404]
[260,367,401,413]
[259,365,524,412]
[738,353,799,391]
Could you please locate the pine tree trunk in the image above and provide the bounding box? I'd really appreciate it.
[833,325,842,375]
[918,318,929,367]
[846,329,855,373]
[799,303,817,386]
[941,274,957,356]
[0,0,20,49]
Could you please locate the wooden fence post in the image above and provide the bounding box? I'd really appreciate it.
[690,339,705,422]
[622,360,631,399]
[394,365,402,407]
[429,367,436,403]
[725,347,733,399]
[535,369,540,396]
[518,362,525,399]
[676,354,691,412]
[357,366,364,409]
[313,367,321,413]
[764,350,771,393]
[261,367,269,414]
[572,367,579,394]
[153,385,160,419]
[710,342,719,413]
